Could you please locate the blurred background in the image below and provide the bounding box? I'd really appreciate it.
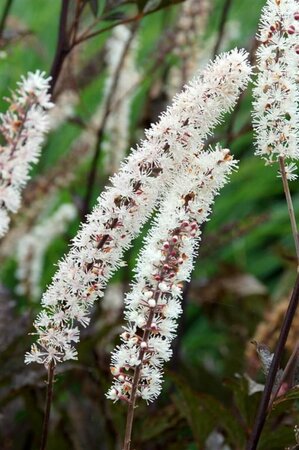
[1,0,299,449]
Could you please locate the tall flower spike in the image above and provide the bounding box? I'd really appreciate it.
[25,49,251,368]
[107,147,238,403]
[252,0,299,178]
[0,70,53,237]
[167,0,211,96]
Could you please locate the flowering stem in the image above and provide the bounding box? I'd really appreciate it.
[40,361,55,450]
[247,274,299,450]
[264,157,299,409]
[279,156,299,265]
[49,0,71,95]
[123,308,156,450]
[268,340,299,412]
[122,224,190,449]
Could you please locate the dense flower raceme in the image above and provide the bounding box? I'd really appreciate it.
[167,0,211,95]
[0,80,111,262]
[107,148,237,403]
[25,49,251,367]
[0,71,53,237]
[252,0,299,179]
[16,203,77,300]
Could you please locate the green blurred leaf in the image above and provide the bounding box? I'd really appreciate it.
[259,427,295,450]
[224,375,261,430]
[171,373,245,448]
[139,404,182,441]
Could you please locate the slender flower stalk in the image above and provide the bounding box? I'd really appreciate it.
[249,1,299,449]
[0,71,53,237]
[279,156,299,262]
[40,360,55,450]
[25,49,251,368]
[106,148,237,450]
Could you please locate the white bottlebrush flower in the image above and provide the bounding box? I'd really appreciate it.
[16,203,77,300]
[107,147,238,403]
[103,25,140,174]
[25,49,250,368]
[167,0,211,95]
[252,0,299,166]
[0,70,53,238]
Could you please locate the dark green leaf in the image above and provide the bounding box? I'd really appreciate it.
[139,404,182,441]
[259,427,295,450]
[171,373,245,449]
[224,375,261,429]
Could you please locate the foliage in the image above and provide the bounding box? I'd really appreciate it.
[1,0,299,449]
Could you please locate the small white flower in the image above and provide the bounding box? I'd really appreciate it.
[252,0,299,164]
[0,71,53,238]
[278,162,298,181]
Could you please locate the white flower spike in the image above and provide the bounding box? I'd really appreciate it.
[0,71,53,237]
[25,49,250,368]
[107,147,238,403]
[252,0,299,179]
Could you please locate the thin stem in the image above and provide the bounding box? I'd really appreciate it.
[0,0,13,41]
[123,309,155,450]
[246,274,299,450]
[279,156,299,265]
[72,14,142,49]
[74,0,187,48]
[262,156,299,411]
[49,0,71,96]
[268,340,299,411]
[123,234,177,449]
[40,360,55,450]
[123,236,176,450]
[213,0,232,57]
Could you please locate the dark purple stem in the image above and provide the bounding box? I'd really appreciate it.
[49,0,71,96]
[40,360,55,450]
[247,274,299,450]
